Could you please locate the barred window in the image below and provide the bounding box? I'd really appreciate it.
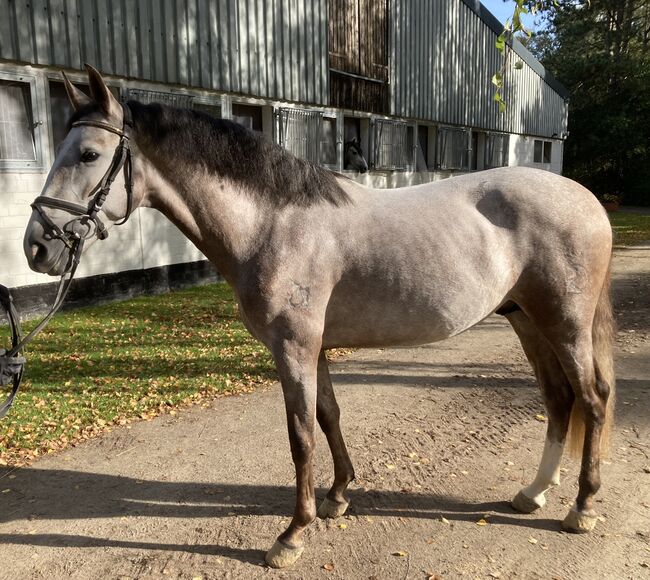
[372,119,409,171]
[125,88,194,109]
[276,108,323,164]
[436,127,470,170]
[0,80,36,163]
[485,132,510,168]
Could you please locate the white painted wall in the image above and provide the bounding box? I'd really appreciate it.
[508,134,564,174]
[0,170,205,290]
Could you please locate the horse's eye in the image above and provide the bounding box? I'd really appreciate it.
[81,151,100,163]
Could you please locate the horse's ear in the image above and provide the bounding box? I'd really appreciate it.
[352,137,359,145]
[85,64,121,119]
[62,71,91,111]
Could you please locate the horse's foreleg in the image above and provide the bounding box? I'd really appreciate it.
[316,351,355,518]
[265,341,319,569]
[507,311,573,513]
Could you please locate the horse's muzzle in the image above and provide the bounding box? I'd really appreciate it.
[23,216,70,275]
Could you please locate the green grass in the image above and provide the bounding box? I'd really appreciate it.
[609,211,650,246]
[0,283,276,466]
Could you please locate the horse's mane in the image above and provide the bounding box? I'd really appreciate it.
[120,101,349,207]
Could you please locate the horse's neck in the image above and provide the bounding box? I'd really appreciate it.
[140,158,268,284]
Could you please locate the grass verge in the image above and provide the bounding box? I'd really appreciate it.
[609,210,650,246]
[0,283,277,466]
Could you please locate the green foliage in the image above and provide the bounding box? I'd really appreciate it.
[526,0,650,205]
[609,211,650,245]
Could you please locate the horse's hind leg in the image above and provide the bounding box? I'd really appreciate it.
[520,272,615,533]
[315,351,355,518]
[506,310,574,513]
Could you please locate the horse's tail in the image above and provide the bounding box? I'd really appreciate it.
[567,259,616,458]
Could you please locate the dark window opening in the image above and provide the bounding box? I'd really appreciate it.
[232,103,263,133]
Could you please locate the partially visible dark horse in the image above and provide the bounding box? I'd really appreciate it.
[344,138,368,173]
[24,67,615,569]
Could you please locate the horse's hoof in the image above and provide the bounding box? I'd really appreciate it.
[265,540,304,568]
[317,497,349,519]
[511,490,545,513]
[562,507,598,533]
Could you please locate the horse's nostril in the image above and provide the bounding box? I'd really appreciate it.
[30,242,46,262]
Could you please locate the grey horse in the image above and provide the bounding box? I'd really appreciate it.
[23,66,615,569]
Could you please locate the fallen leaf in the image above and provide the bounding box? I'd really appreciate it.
[322,563,334,571]
[535,414,548,422]
[488,573,501,579]
[528,537,538,544]
[385,464,396,470]
[392,551,407,557]
[338,523,347,529]
[440,516,450,525]
[476,519,488,526]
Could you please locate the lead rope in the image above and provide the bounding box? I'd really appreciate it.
[0,238,84,418]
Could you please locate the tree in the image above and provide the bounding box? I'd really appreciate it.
[508,0,650,204]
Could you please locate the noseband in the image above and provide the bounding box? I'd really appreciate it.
[31,103,134,264]
[0,104,135,417]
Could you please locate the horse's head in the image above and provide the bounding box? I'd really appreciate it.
[24,65,138,276]
[344,139,368,173]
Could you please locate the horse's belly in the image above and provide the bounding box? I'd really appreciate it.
[322,278,506,349]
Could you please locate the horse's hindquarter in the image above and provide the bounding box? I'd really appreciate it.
[322,175,524,348]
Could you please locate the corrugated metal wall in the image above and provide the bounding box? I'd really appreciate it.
[0,0,567,137]
[0,0,329,105]
[391,0,568,137]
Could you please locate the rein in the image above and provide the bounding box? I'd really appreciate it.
[0,103,134,417]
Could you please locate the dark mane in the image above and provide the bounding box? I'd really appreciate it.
[125,101,349,207]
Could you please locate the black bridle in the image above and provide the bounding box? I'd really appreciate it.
[32,104,135,255]
[0,103,135,417]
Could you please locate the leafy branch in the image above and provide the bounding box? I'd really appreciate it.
[493,1,539,111]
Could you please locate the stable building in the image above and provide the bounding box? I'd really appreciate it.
[0,0,569,311]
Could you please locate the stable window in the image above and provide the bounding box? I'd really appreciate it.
[193,101,222,119]
[416,125,429,171]
[485,133,510,168]
[125,88,193,109]
[534,139,552,164]
[0,76,41,169]
[232,103,263,133]
[320,116,337,167]
[276,108,322,164]
[372,119,409,171]
[436,127,470,170]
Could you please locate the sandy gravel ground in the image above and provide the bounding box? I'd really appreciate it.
[0,246,649,580]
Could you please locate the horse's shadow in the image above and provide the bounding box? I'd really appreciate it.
[0,467,563,565]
